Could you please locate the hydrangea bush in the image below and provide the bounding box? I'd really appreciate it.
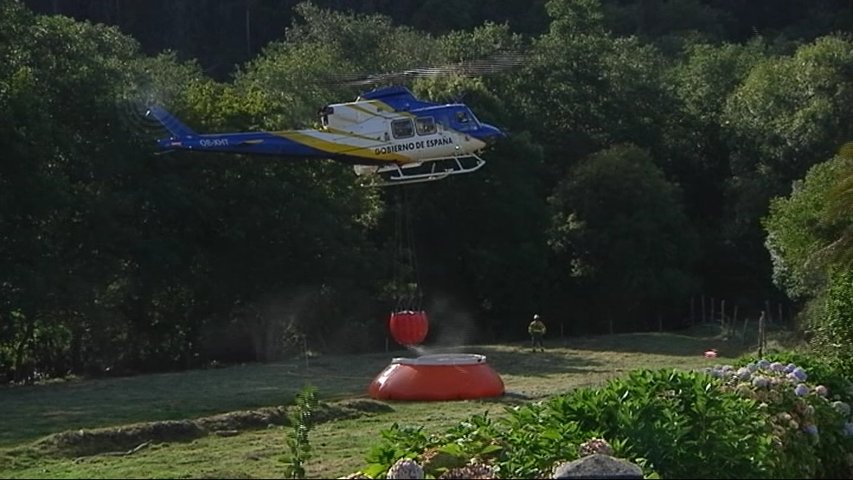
[708,356,853,478]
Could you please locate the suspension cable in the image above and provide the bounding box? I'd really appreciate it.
[404,187,422,311]
[393,186,422,312]
[393,188,404,311]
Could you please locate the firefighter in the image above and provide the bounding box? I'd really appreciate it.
[528,314,546,352]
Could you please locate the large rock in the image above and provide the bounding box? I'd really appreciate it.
[552,454,643,479]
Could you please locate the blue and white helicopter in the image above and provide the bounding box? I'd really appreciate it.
[147,86,504,186]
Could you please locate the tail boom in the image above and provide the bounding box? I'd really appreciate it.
[146,105,197,137]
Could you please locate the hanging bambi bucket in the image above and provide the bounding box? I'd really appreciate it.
[389,310,429,346]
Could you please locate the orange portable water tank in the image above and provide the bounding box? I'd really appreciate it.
[388,310,429,346]
[368,353,505,401]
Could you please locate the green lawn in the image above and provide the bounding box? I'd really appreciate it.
[0,325,777,478]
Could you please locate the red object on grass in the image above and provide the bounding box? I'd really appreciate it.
[389,310,429,346]
[368,354,505,401]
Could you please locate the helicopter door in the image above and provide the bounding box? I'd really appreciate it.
[434,114,450,131]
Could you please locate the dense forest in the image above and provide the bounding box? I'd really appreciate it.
[2,0,852,382]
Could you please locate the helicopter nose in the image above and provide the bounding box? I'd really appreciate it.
[473,123,505,146]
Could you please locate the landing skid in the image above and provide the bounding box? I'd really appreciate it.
[358,154,486,187]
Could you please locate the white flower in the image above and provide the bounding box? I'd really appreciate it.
[579,438,614,457]
[387,459,424,479]
[832,401,851,417]
[439,463,497,479]
[815,385,828,397]
[752,376,770,388]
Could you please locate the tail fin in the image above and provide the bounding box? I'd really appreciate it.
[145,105,197,137]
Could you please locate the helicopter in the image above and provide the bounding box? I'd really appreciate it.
[146,85,505,186]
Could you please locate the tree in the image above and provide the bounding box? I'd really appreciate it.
[712,34,853,304]
[764,144,853,371]
[666,39,766,219]
[547,144,699,333]
[0,6,149,379]
[819,142,853,267]
[764,154,852,299]
[659,40,768,299]
[514,0,674,186]
[724,35,853,184]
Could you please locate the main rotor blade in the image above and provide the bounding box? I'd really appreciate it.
[329,50,527,88]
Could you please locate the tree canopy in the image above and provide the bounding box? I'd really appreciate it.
[3,0,853,381]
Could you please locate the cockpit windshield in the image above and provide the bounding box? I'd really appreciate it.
[453,108,480,131]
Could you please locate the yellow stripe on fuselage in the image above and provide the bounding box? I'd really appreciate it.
[348,100,414,119]
[273,130,409,162]
[349,102,390,119]
[322,126,382,142]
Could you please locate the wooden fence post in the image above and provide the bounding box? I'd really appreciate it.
[710,297,715,325]
[690,296,695,325]
[732,305,739,337]
[303,334,309,370]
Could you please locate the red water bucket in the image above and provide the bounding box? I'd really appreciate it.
[389,310,429,346]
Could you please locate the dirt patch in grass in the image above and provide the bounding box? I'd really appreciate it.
[32,399,393,458]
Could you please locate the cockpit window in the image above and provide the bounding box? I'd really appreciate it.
[391,119,414,139]
[452,109,478,131]
[415,117,436,135]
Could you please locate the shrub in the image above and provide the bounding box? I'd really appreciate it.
[736,350,853,405]
[281,384,318,479]
[360,364,853,478]
[811,271,853,377]
[361,369,777,478]
[715,356,853,478]
[362,424,434,479]
[537,369,774,479]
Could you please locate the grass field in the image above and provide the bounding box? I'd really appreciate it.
[0,324,783,479]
